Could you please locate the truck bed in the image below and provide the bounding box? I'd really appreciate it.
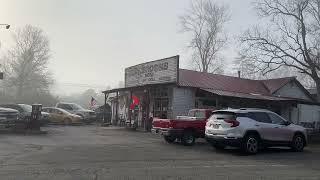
[152,117,206,137]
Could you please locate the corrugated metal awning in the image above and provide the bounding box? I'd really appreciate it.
[200,88,292,101]
[102,83,176,94]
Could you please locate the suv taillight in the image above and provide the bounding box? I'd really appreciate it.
[224,119,240,127]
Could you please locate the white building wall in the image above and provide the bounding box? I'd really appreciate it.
[298,104,320,122]
[274,81,320,129]
[290,107,299,124]
[274,82,311,100]
[110,94,129,124]
[171,87,195,118]
[290,104,320,129]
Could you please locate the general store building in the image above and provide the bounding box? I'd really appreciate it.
[103,56,320,131]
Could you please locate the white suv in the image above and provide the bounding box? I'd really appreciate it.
[205,108,307,154]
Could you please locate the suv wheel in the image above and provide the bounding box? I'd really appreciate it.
[291,134,305,152]
[182,131,195,146]
[164,136,176,143]
[242,134,259,154]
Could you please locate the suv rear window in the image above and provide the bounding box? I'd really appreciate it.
[210,111,236,120]
[209,111,248,121]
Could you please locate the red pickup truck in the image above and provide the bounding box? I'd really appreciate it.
[151,109,214,146]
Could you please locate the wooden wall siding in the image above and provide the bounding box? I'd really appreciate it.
[172,87,195,118]
[274,82,310,101]
[298,104,320,123]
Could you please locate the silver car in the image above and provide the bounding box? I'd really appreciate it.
[205,108,307,154]
[0,107,19,126]
[56,102,96,123]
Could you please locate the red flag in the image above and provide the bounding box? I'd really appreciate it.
[129,95,140,110]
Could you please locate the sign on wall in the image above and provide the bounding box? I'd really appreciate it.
[125,55,179,87]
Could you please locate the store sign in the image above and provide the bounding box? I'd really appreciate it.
[125,56,179,87]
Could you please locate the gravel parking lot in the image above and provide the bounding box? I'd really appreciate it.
[0,125,319,180]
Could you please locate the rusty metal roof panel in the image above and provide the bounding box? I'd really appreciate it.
[178,69,271,95]
[201,88,292,101]
[261,77,296,93]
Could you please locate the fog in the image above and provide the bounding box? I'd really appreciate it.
[0,0,257,95]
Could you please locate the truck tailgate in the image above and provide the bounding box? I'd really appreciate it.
[152,118,171,129]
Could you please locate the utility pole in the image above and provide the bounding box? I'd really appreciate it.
[0,24,10,98]
[0,24,10,75]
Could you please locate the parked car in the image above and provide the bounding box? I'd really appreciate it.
[0,107,19,127]
[205,108,308,154]
[42,107,82,125]
[0,104,49,126]
[56,102,96,123]
[151,109,214,146]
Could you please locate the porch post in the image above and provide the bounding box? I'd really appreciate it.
[145,88,150,131]
[115,91,119,125]
[289,105,292,122]
[103,93,108,124]
[129,91,132,126]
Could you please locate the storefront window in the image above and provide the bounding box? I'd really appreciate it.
[188,110,206,118]
[151,87,169,119]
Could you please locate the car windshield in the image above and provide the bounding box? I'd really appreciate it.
[57,108,72,115]
[70,104,85,110]
[19,104,32,112]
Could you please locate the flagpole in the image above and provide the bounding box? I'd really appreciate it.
[103,95,105,124]
[102,93,109,126]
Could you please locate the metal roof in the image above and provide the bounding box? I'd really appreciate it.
[178,69,295,96]
[261,77,296,93]
[103,68,315,103]
[200,88,292,101]
[102,83,176,94]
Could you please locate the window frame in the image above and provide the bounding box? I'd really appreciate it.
[267,112,286,125]
[248,112,272,124]
[59,104,73,110]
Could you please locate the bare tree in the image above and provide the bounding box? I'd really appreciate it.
[4,25,52,101]
[235,55,315,86]
[180,0,230,73]
[239,0,320,100]
[233,55,265,79]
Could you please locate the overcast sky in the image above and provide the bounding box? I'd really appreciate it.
[0,0,258,95]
